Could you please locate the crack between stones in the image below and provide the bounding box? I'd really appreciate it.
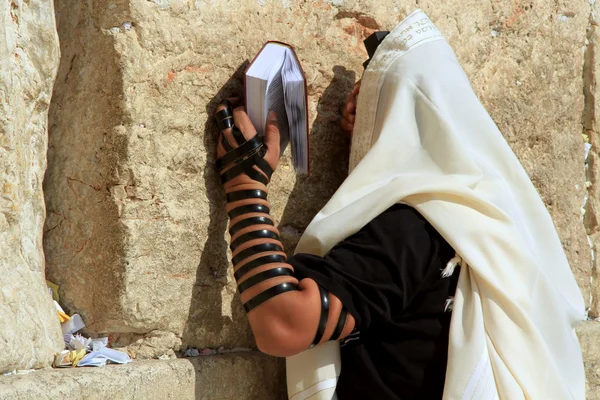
[582,0,598,318]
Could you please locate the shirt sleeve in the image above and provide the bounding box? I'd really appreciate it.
[288,204,453,330]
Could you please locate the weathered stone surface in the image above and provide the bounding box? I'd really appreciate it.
[0,353,285,400]
[578,321,600,399]
[45,0,593,356]
[0,0,63,373]
[419,0,593,313]
[583,1,600,317]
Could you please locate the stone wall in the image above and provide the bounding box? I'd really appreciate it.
[45,0,366,355]
[44,0,134,348]
[0,353,285,400]
[0,0,63,373]
[45,0,596,356]
[585,0,600,319]
[0,0,594,396]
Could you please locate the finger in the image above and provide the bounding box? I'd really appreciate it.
[352,80,361,95]
[216,101,237,149]
[345,90,357,107]
[346,112,355,124]
[216,134,227,156]
[264,110,281,159]
[340,118,354,133]
[342,106,355,124]
[345,91,356,105]
[344,99,357,116]
[227,97,242,107]
[232,105,257,142]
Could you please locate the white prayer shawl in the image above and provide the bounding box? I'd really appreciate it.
[285,9,586,400]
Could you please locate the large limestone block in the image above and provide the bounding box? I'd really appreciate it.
[0,0,63,372]
[577,321,600,399]
[45,0,593,356]
[583,1,600,317]
[0,353,285,400]
[441,0,593,311]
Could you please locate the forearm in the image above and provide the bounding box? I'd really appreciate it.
[226,180,298,309]
[225,180,354,356]
[214,100,354,356]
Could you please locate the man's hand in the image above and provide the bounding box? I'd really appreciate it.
[215,99,356,358]
[340,80,361,139]
[216,99,281,189]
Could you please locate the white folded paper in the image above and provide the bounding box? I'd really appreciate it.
[76,345,132,367]
[61,314,85,335]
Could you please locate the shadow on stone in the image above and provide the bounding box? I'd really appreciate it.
[279,65,357,254]
[182,60,254,349]
[44,0,130,336]
[182,64,355,395]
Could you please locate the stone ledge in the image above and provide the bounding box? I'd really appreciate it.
[0,324,597,400]
[0,353,285,400]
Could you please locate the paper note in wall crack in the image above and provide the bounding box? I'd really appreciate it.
[61,314,85,335]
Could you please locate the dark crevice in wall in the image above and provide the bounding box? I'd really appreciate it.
[44,0,130,336]
[581,5,597,318]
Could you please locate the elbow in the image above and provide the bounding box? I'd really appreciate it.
[256,339,306,357]
[252,320,311,358]
[256,337,299,358]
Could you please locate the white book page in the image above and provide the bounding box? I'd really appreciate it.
[246,43,287,136]
[264,66,290,152]
[245,43,308,173]
[281,49,308,174]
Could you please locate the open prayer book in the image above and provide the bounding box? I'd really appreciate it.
[245,41,309,175]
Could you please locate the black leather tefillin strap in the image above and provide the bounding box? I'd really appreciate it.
[243,282,298,313]
[216,102,348,340]
[312,285,330,345]
[215,102,274,186]
[311,290,348,344]
[331,308,347,341]
[216,101,297,314]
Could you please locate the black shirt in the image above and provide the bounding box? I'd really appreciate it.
[290,204,458,400]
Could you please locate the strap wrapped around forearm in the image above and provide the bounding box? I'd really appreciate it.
[229,216,274,237]
[229,204,270,219]
[243,282,298,313]
[227,189,267,203]
[331,308,347,341]
[230,229,280,251]
[219,141,299,315]
[234,254,286,281]
[312,285,330,345]
[232,243,283,266]
[237,267,294,294]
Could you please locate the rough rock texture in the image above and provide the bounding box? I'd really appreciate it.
[578,321,600,399]
[584,0,600,317]
[443,0,594,311]
[0,353,285,400]
[45,0,366,353]
[45,0,593,357]
[0,0,64,373]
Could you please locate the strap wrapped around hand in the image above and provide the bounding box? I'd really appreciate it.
[215,103,273,185]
